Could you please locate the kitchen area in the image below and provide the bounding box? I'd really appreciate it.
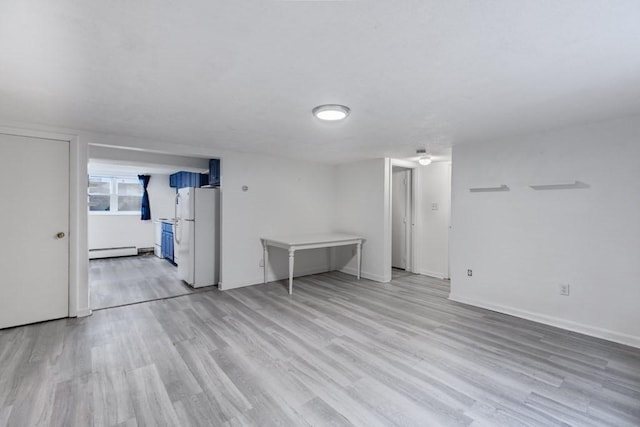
[156,166,221,287]
[88,147,221,310]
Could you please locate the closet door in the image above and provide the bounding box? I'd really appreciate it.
[0,133,69,328]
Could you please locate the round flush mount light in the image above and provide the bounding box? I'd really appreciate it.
[312,104,350,121]
[416,148,432,165]
[418,156,432,166]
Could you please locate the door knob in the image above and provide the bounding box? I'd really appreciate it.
[56,232,65,239]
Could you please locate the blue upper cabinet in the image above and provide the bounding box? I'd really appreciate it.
[169,160,220,189]
[190,173,200,187]
[169,171,203,189]
[209,159,220,187]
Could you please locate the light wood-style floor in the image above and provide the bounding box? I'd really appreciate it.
[90,255,195,310]
[1,270,639,426]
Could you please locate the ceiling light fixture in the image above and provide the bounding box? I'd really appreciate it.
[312,104,350,121]
[418,156,432,165]
[416,148,432,165]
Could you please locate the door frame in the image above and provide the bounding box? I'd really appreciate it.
[391,167,412,270]
[0,126,89,318]
[387,159,418,275]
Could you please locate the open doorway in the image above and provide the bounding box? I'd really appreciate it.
[391,166,413,271]
[388,159,418,280]
[87,146,220,310]
[387,158,451,281]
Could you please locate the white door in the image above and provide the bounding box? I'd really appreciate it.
[392,168,408,269]
[0,133,69,329]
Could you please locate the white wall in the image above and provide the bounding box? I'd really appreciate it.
[89,145,210,171]
[147,173,176,220]
[450,116,640,347]
[88,215,154,250]
[219,151,336,290]
[334,158,391,283]
[88,173,176,250]
[415,162,451,279]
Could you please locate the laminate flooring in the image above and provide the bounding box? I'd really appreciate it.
[89,255,196,310]
[1,270,639,426]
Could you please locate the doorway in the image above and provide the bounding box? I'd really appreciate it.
[0,133,70,328]
[391,167,412,270]
[87,147,218,310]
[389,161,417,277]
[386,158,452,281]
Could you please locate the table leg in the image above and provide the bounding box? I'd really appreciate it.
[288,249,295,294]
[262,240,268,284]
[356,242,362,280]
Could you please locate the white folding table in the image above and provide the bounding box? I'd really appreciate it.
[260,233,363,294]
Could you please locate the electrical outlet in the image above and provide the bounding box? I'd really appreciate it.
[559,284,570,296]
[259,258,264,267]
[467,269,472,277]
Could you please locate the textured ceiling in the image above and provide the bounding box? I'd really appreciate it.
[1,1,639,163]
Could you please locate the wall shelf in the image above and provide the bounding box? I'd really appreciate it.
[529,181,586,190]
[469,184,509,193]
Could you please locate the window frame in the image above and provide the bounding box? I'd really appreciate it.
[88,175,143,215]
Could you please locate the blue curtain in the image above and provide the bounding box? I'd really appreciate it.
[138,175,151,220]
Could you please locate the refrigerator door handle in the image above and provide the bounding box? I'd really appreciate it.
[174,192,181,244]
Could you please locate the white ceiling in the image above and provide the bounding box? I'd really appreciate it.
[1,1,639,164]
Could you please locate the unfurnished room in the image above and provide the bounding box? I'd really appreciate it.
[0,1,639,426]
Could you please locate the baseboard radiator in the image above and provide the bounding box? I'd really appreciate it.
[89,246,138,259]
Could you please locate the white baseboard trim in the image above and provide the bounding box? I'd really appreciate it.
[418,269,448,279]
[89,246,137,259]
[219,280,258,291]
[449,293,640,349]
[75,307,92,317]
[339,266,389,283]
[220,265,332,291]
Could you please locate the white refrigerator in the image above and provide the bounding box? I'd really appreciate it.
[174,187,220,288]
